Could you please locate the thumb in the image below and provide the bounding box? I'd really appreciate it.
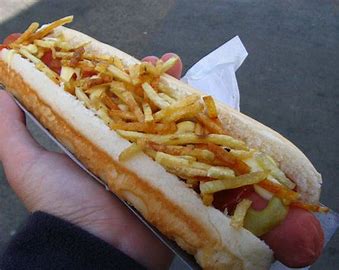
[0,91,42,165]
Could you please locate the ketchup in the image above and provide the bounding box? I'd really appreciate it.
[213,185,254,214]
[82,70,97,78]
[41,50,61,74]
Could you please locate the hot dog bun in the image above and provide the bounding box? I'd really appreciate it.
[0,26,322,269]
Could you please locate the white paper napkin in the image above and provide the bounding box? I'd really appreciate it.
[181,36,247,111]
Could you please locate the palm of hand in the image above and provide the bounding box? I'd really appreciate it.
[0,94,172,269]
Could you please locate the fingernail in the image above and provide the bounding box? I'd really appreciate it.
[142,56,159,66]
[161,53,178,61]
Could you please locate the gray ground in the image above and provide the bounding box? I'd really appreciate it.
[0,0,338,269]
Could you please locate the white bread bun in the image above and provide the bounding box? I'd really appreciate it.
[0,26,321,269]
[56,26,322,204]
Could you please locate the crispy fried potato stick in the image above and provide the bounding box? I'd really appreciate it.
[11,22,40,46]
[28,16,73,42]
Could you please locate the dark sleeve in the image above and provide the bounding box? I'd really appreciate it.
[0,211,145,270]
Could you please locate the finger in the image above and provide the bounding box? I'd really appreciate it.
[141,55,159,66]
[0,91,42,164]
[161,53,183,79]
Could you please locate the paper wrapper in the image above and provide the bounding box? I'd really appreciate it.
[179,36,339,269]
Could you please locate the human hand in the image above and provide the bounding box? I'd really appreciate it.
[0,53,182,270]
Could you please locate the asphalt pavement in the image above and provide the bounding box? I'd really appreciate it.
[0,1,338,269]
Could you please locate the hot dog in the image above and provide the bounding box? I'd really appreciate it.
[0,16,329,269]
[214,189,324,267]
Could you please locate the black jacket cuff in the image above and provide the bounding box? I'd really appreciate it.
[0,211,145,270]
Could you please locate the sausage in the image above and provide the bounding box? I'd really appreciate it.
[247,192,324,267]
[213,188,324,267]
